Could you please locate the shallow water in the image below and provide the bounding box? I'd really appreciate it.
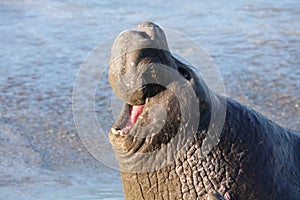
[0,0,299,199]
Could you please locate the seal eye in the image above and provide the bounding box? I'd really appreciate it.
[178,67,191,81]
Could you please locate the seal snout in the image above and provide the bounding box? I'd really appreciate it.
[110,22,169,62]
[109,22,177,106]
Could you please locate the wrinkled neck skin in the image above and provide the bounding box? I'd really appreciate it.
[111,58,300,200]
[118,89,300,200]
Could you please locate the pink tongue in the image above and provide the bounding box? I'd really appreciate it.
[131,105,145,123]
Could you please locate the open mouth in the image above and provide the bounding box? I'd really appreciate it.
[110,64,192,139]
[110,102,146,137]
[110,82,167,138]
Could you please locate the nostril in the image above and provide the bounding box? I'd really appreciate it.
[136,22,163,41]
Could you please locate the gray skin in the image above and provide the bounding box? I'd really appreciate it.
[108,22,300,200]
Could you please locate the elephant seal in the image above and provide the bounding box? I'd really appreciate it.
[108,22,300,200]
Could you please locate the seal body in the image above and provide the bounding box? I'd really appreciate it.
[108,22,300,200]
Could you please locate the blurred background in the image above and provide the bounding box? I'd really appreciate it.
[0,0,299,199]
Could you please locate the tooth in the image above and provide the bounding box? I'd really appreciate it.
[111,128,118,135]
[120,130,126,136]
